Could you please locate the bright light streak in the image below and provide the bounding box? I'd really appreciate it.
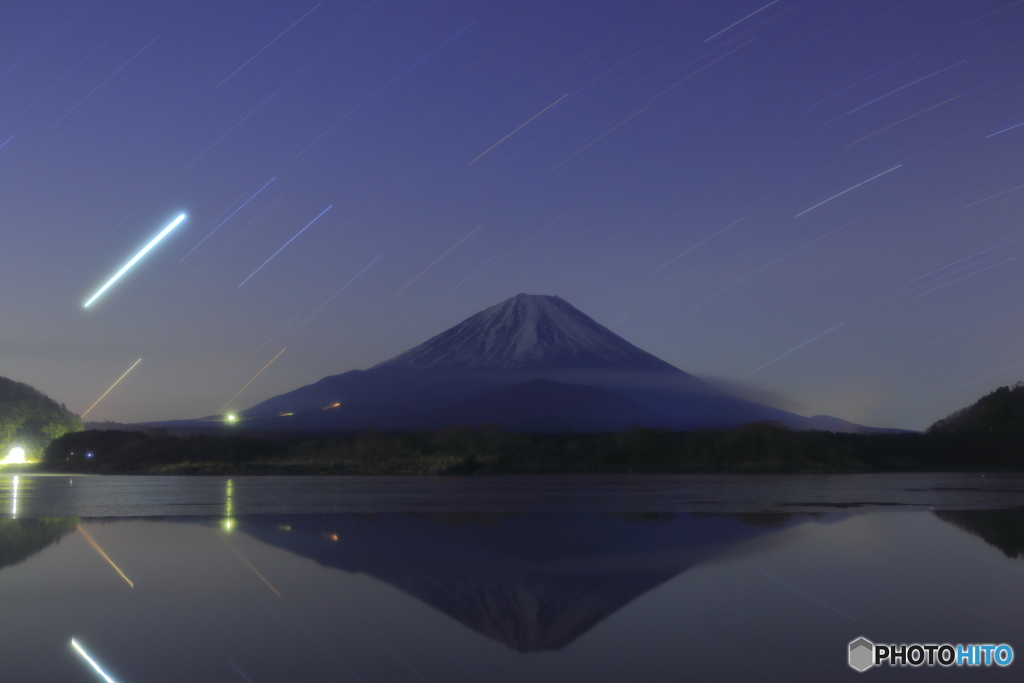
[11,476,18,517]
[469,94,568,164]
[81,359,142,418]
[238,206,331,287]
[77,524,134,588]
[226,414,237,423]
[796,166,901,217]
[71,639,120,683]
[1,447,26,465]
[219,348,286,413]
[84,214,187,307]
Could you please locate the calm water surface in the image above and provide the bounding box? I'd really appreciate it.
[1,474,1023,682]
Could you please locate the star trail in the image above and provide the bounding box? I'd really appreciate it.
[2,0,1023,429]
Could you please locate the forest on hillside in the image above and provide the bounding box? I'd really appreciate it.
[0,376,82,459]
[34,383,1024,475]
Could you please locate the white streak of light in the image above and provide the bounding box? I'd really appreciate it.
[795,166,900,217]
[393,225,481,298]
[483,210,570,275]
[705,0,780,42]
[411,255,495,325]
[218,4,322,87]
[84,214,187,307]
[11,476,18,517]
[942,360,1024,395]
[238,206,331,287]
[81,359,142,418]
[652,217,745,275]
[71,639,120,683]
[54,37,159,128]
[470,94,568,164]
[180,177,276,262]
[915,255,1022,297]
[295,255,384,330]
[747,323,846,375]
[909,240,1015,282]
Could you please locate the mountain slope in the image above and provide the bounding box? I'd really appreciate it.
[375,294,679,372]
[0,376,82,455]
[240,294,720,422]
[403,379,667,432]
[239,513,784,652]
[927,382,1024,435]
[185,293,887,433]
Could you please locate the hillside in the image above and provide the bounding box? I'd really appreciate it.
[0,376,82,459]
[928,382,1024,435]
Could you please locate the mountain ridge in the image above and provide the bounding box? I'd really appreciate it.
[165,293,894,433]
[374,294,681,373]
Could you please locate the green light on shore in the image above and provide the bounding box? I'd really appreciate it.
[226,414,237,423]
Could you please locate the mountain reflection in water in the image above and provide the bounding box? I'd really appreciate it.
[933,507,1024,558]
[239,512,797,652]
[2,509,1024,682]
[0,517,78,571]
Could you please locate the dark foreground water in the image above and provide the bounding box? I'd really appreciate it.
[2,474,1024,682]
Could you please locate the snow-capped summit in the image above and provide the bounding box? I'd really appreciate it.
[188,293,891,434]
[374,294,679,372]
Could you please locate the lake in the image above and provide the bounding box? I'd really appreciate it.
[2,473,1023,681]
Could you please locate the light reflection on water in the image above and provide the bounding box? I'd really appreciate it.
[4,472,1024,517]
[0,509,1022,682]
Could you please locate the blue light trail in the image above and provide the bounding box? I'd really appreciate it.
[179,177,275,262]
[238,205,331,287]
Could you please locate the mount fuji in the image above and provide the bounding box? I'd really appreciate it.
[204,294,885,433]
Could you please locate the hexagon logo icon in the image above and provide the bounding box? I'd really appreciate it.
[849,637,874,672]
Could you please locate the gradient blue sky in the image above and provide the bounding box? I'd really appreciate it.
[2,0,1022,429]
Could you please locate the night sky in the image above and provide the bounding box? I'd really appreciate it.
[2,0,1022,429]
